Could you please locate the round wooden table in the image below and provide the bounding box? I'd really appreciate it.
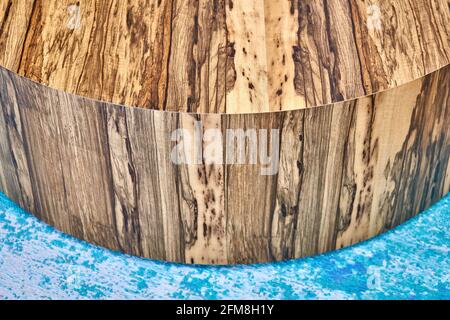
[0,0,449,264]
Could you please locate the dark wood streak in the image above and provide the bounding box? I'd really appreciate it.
[103,105,143,255]
[388,69,450,228]
[0,0,12,36]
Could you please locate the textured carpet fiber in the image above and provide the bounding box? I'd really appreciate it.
[0,192,449,300]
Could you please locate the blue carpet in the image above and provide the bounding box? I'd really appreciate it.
[0,192,449,300]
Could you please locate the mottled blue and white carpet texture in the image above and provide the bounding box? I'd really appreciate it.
[0,192,449,300]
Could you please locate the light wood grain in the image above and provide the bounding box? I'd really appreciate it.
[0,0,448,113]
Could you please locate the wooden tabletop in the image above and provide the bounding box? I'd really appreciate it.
[0,0,449,114]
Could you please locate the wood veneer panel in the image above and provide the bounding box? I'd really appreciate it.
[0,64,448,264]
[0,0,448,113]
